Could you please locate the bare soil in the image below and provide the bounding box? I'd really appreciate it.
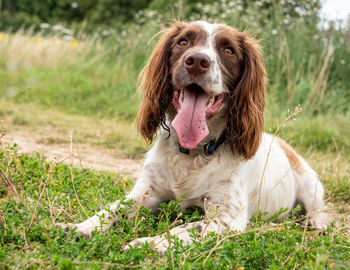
[4,131,143,178]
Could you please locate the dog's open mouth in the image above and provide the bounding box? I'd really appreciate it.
[171,84,224,149]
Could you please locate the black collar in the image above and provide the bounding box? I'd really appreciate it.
[178,132,226,156]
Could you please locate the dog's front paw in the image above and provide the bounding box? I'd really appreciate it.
[309,212,332,230]
[122,236,169,253]
[55,222,93,239]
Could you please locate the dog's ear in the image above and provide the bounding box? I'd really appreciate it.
[225,32,266,159]
[137,22,185,144]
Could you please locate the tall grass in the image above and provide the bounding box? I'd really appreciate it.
[0,0,349,153]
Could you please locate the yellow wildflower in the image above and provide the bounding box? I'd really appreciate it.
[34,37,43,44]
[72,40,78,48]
[0,32,8,43]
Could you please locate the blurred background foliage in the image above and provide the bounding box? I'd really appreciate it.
[0,0,322,30]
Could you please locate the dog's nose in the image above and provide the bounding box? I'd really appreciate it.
[184,53,211,74]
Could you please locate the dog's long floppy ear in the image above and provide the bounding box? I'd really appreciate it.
[225,32,266,160]
[137,22,185,144]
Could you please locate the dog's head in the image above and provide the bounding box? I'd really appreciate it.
[137,21,266,159]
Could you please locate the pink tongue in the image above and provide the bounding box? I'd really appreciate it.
[171,87,210,149]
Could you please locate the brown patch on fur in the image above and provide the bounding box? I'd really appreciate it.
[223,29,266,160]
[274,136,304,170]
[215,26,243,87]
[137,22,187,143]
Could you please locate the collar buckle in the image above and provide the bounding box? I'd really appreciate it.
[204,140,217,155]
[179,146,190,155]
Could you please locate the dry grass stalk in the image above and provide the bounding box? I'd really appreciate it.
[0,30,96,71]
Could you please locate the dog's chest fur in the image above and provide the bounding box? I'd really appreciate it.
[150,139,239,209]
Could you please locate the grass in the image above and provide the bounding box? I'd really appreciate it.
[0,2,350,268]
[0,141,349,269]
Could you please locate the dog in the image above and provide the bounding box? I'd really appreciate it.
[57,21,330,252]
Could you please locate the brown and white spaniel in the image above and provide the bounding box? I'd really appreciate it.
[57,21,330,252]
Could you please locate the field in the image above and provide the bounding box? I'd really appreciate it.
[0,3,350,269]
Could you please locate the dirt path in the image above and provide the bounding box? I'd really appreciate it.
[3,131,143,178]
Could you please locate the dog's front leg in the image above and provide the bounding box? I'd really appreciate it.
[56,167,169,238]
[123,187,249,253]
[56,199,123,238]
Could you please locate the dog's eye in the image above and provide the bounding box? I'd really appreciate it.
[224,47,234,55]
[178,39,188,47]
